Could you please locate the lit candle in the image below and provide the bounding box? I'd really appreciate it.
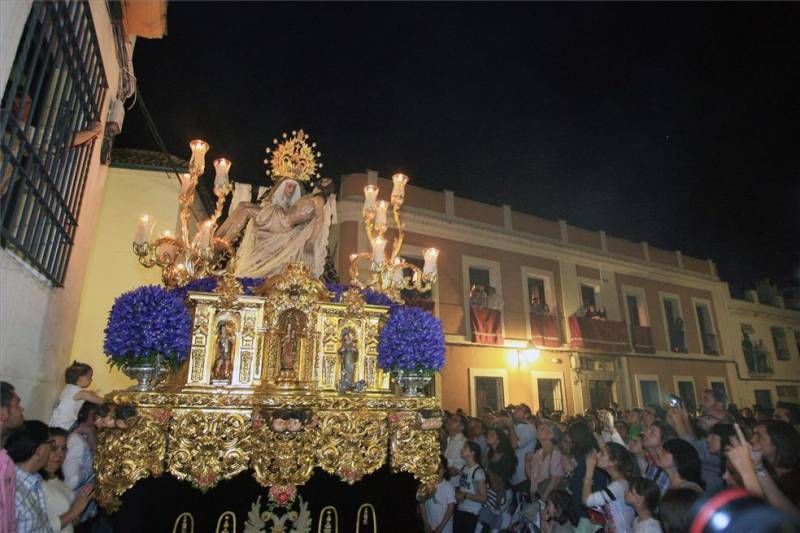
[423,248,439,274]
[213,158,231,190]
[197,220,213,249]
[363,185,379,211]
[375,200,388,226]
[160,230,173,239]
[133,215,152,245]
[189,139,209,171]
[372,236,387,264]
[178,173,194,197]
[391,173,408,199]
[393,256,405,284]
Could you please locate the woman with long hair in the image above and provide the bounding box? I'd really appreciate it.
[582,442,640,532]
[566,421,608,521]
[40,428,94,532]
[541,489,579,533]
[656,439,705,493]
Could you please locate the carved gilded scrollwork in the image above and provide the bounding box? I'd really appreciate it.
[251,424,319,487]
[94,416,167,511]
[317,411,388,483]
[96,393,440,506]
[168,410,252,490]
[389,413,440,486]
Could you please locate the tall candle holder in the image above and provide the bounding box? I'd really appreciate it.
[132,140,234,287]
[349,173,438,303]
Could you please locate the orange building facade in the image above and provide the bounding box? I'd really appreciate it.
[334,171,799,416]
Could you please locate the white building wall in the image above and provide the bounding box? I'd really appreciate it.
[725,298,800,410]
[0,0,121,419]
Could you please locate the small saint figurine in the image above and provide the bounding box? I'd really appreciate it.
[338,327,365,393]
[280,321,297,372]
[211,320,235,382]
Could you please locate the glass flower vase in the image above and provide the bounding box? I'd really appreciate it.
[391,369,432,397]
[121,354,170,391]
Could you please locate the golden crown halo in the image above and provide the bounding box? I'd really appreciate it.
[263,129,322,183]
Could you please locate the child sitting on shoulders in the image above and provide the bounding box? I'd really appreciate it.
[50,361,104,431]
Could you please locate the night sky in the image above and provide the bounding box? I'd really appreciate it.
[115,2,800,292]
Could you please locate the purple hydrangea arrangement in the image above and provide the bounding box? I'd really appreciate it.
[377,306,445,372]
[103,285,192,369]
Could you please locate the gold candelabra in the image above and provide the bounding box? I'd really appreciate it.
[132,140,234,287]
[348,173,439,303]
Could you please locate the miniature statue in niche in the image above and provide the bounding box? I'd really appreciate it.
[277,309,306,378]
[338,327,365,393]
[212,320,236,382]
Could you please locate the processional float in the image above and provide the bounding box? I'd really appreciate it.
[95,130,444,528]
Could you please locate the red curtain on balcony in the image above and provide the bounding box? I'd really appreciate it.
[568,316,629,353]
[530,314,561,347]
[631,325,655,353]
[471,306,504,345]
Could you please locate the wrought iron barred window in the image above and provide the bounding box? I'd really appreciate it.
[0,1,107,285]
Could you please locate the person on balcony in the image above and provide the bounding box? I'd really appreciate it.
[486,287,503,311]
[531,296,551,315]
[469,285,487,308]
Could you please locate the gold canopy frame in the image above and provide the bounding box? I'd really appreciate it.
[94,263,441,510]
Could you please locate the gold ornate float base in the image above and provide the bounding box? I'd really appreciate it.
[94,390,440,511]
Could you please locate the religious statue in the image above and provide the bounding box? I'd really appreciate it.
[275,309,306,381]
[215,177,337,279]
[338,327,365,393]
[281,321,298,372]
[211,320,236,382]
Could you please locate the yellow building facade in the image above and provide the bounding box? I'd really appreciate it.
[68,151,210,394]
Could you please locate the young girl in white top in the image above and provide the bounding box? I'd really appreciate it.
[418,455,456,533]
[624,477,663,533]
[454,441,486,533]
[50,362,104,431]
[582,442,640,533]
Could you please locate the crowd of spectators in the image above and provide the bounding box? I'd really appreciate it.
[2,364,130,532]
[419,390,800,532]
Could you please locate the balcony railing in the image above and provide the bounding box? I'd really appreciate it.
[530,312,561,347]
[568,316,630,353]
[630,325,655,354]
[744,346,774,375]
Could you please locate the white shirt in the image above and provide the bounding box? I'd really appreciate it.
[457,463,486,515]
[50,385,83,431]
[421,480,456,533]
[511,422,537,486]
[42,477,75,533]
[444,433,467,487]
[63,434,92,491]
[586,479,635,533]
[633,517,663,533]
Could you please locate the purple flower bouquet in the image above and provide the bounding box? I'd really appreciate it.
[103,285,191,369]
[377,306,445,373]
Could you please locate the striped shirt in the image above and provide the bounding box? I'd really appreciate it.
[14,467,51,533]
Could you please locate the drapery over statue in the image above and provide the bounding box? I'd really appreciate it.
[215,130,337,278]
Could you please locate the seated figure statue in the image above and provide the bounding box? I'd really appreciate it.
[216,177,337,278]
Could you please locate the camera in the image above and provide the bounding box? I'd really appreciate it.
[668,394,683,408]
